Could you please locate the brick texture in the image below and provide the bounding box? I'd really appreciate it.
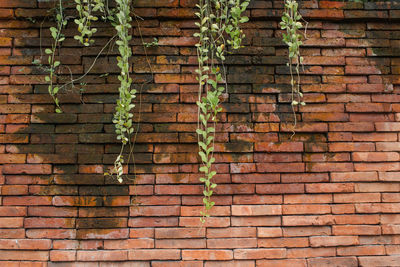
[1,0,400,265]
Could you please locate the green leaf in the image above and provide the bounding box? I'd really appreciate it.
[199,166,208,173]
[198,151,208,163]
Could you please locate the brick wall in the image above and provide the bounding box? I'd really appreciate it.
[1,0,400,266]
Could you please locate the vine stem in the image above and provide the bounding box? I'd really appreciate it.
[58,34,117,91]
[48,0,65,111]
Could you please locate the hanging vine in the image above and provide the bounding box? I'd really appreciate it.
[106,0,135,183]
[280,0,306,130]
[39,0,308,217]
[195,0,249,222]
[45,0,68,113]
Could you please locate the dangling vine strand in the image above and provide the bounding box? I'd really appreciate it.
[280,0,306,132]
[45,0,68,113]
[195,0,249,222]
[106,0,135,183]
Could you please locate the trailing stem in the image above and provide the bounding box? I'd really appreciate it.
[195,0,249,222]
[280,0,306,132]
[45,0,68,113]
[106,0,135,183]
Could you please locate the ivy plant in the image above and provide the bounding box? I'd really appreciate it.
[45,0,68,113]
[39,0,310,213]
[194,0,249,222]
[280,0,305,129]
[105,0,135,183]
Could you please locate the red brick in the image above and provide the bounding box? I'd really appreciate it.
[0,251,48,261]
[282,204,331,215]
[305,183,354,193]
[256,163,304,173]
[231,216,280,227]
[2,164,51,174]
[0,239,51,250]
[207,227,256,239]
[338,245,385,256]
[77,229,128,240]
[129,217,178,228]
[355,182,400,192]
[334,214,380,225]
[129,249,180,260]
[283,215,335,226]
[1,184,28,195]
[155,227,204,239]
[232,205,281,216]
[306,163,353,172]
[0,206,26,216]
[377,122,400,131]
[355,162,400,172]
[206,261,254,267]
[358,256,400,266]
[258,228,282,238]
[258,237,309,248]
[281,173,329,183]
[3,196,51,206]
[331,204,355,214]
[377,142,400,152]
[234,248,285,260]
[50,250,76,262]
[208,238,257,249]
[181,206,230,217]
[284,194,332,204]
[287,247,335,258]
[157,238,205,249]
[256,259,306,267]
[310,236,359,247]
[24,218,75,228]
[255,142,303,152]
[331,172,378,182]
[130,206,180,217]
[283,226,331,237]
[26,229,76,239]
[0,229,23,239]
[180,217,230,228]
[382,225,400,235]
[308,257,358,267]
[334,193,381,203]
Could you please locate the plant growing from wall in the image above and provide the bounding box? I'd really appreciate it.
[194,0,249,221]
[106,0,136,183]
[41,0,135,183]
[40,0,307,216]
[280,0,305,130]
[45,0,68,113]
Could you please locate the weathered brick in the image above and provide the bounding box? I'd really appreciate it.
[308,257,358,267]
[234,248,286,260]
[129,249,180,260]
[309,236,359,247]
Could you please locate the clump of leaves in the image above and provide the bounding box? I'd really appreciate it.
[74,0,105,46]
